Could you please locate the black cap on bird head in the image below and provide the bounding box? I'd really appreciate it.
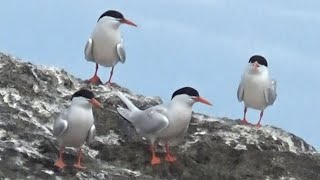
[171,87,212,106]
[97,10,137,27]
[98,10,124,22]
[248,55,268,67]
[71,89,103,108]
[171,87,199,100]
[71,89,95,100]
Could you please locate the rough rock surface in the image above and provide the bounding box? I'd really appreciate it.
[0,53,319,180]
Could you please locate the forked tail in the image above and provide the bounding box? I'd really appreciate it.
[115,90,139,122]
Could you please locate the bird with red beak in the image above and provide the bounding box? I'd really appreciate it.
[237,55,277,127]
[84,10,137,86]
[116,87,212,165]
[53,89,102,169]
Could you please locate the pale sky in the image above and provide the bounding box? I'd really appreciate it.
[1,0,319,149]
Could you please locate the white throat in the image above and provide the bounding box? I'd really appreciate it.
[71,97,92,109]
[244,64,269,78]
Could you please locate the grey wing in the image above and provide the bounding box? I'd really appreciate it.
[86,124,96,144]
[136,106,169,134]
[53,110,68,137]
[116,38,126,63]
[237,80,245,102]
[264,79,277,106]
[84,38,95,62]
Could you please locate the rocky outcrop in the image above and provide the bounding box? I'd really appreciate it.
[0,53,319,180]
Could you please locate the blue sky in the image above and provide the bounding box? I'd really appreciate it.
[1,0,319,150]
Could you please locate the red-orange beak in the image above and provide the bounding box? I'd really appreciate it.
[120,18,137,27]
[192,96,212,106]
[253,61,260,70]
[89,98,103,108]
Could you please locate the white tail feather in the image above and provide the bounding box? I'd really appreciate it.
[115,90,139,112]
[117,107,133,122]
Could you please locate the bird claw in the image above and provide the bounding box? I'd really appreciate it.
[151,156,161,165]
[165,154,177,163]
[74,163,87,170]
[54,159,67,169]
[240,119,249,125]
[105,82,118,87]
[86,75,103,85]
[255,123,262,128]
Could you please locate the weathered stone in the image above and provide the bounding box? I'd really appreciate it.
[0,53,319,180]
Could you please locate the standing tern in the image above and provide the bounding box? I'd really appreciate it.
[237,55,277,127]
[53,89,102,169]
[84,10,137,85]
[116,87,212,165]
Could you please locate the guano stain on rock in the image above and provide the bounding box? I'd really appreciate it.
[0,53,319,180]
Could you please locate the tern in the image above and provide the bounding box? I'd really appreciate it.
[237,55,277,127]
[53,89,102,169]
[116,87,212,165]
[84,10,137,85]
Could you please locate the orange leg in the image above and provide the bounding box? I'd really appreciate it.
[150,144,161,165]
[106,66,115,85]
[241,106,249,124]
[255,111,264,128]
[54,147,67,169]
[87,63,102,85]
[73,149,86,169]
[165,143,177,163]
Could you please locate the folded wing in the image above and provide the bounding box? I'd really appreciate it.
[116,38,126,63]
[237,79,245,102]
[86,125,96,144]
[84,38,95,62]
[264,79,277,106]
[53,109,68,138]
[140,106,169,134]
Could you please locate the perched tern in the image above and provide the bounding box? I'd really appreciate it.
[116,87,212,165]
[237,55,277,127]
[53,89,102,169]
[84,10,137,85]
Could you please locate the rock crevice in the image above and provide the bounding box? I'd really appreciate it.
[0,53,319,180]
